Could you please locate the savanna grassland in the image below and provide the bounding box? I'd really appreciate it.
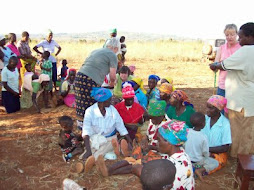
[0,40,239,190]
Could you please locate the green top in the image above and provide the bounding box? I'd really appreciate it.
[32,82,41,93]
[42,60,52,78]
[166,105,195,128]
[113,74,133,98]
[79,48,118,85]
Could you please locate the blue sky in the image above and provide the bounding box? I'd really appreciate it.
[2,0,253,39]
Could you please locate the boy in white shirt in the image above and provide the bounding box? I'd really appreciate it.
[184,112,219,181]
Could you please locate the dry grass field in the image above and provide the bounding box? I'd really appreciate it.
[0,40,243,190]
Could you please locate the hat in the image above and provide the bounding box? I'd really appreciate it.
[149,75,160,82]
[148,99,167,116]
[110,28,117,34]
[207,95,228,113]
[122,82,135,99]
[158,83,173,95]
[0,35,5,41]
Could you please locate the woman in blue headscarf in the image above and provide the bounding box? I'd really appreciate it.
[77,87,132,173]
[147,75,160,104]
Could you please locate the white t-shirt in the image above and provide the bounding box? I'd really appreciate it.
[36,40,60,63]
[1,67,19,93]
[82,103,128,138]
[184,129,209,162]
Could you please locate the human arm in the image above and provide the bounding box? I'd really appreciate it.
[2,82,19,96]
[202,138,210,157]
[209,144,230,154]
[55,46,61,56]
[82,135,92,160]
[109,67,117,87]
[33,46,43,55]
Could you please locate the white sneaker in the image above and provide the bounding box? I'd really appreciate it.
[63,178,85,190]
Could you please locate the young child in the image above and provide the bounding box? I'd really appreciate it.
[61,69,76,108]
[58,116,84,163]
[184,112,219,181]
[1,56,20,113]
[40,51,53,94]
[140,159,176,190]
[129,78,147,109]
[146,75,160,103]
[120,36,127,62]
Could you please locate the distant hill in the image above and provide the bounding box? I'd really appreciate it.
[27,31,199,42]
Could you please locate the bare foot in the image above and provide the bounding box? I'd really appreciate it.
[195,169,204,182]
[111,138,120,156]
[121,139,131,157]
[84,155,95,173]
[75,162,84,173]
[96,155,109,177]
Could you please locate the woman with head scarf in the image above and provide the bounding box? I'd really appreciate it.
[79,87,132,173]
[129,77,147,109]
[60,69,76,108]
[115,83,144,140]
[201,95,231,174]
[157,120,194,190]
[33,30,62,91]
[158,83,173,112]
[20,73,51,113]
[147,75,160,103]
[166,90,195,128]
[17,31,37,84]
[161,77,176,91]
[210,22,254,157]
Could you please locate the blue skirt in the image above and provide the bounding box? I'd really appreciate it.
[2,91,20,113]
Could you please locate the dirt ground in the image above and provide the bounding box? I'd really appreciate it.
[0,59,250,190]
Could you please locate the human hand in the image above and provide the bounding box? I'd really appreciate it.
[209,62,218,71]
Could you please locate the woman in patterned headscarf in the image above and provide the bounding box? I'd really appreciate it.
[166,90,195,128]
[201,95,231,174]
[157,120,195,190]
[158,83,173,112]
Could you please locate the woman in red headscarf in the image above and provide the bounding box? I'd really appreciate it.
[166,90,195,128]
[115,82,145,141]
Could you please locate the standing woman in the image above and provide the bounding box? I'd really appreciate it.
[75,38,119,127]
[215,24,241,97]
[1,56,20,113]
[210,22,254,157]
[17,31,37,84]
[33,30,61,91]
[6,33,22,71]
[0,35,16,67]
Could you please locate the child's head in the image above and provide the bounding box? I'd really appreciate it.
[120,36,125,43]
[148,75,160,90]
[68,69,76,82]
[21,31,29,42]
[190,112,205,131]
[62,59,67,66]
[59,116,73,132]
[8,56,18,69]
[141,159,176,190]
[42,51,50,60]
[8,33,16,43]
[119,66,130,82]
[25,63,32,72]
[148,99,166,125]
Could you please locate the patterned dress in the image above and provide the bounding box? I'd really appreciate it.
[165,149,195,190]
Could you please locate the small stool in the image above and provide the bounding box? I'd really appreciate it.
[234,154,254,190]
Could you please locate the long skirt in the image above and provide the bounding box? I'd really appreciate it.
[74,72,99,120]
[228,109,254,157]
[2,91,20,113]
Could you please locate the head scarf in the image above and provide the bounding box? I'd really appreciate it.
[65,68,76,80]
[148,99,167,116]
[110,28,117,34]
[131,77,147,94]
[159,120,188,146]
[171,90,193,107]
[122,82,135,99]
[163,77,176,91]
[129,65,136,73]
[207,95,228,113]
[158,83,173,95]
[91,87,112,102]
[149,75,160,82]
[38,74,50,83]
